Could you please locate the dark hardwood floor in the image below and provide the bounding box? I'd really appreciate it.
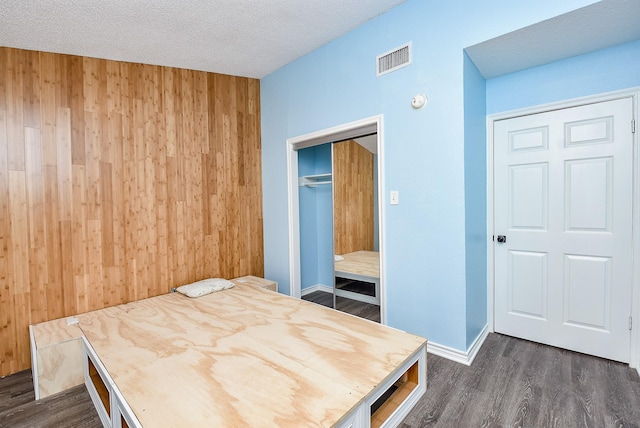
[302,291,640,426]
[0,370,100,427]
[2,299,639,427]
[401,333,640,428]
[302,290,381,322]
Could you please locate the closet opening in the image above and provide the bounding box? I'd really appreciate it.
[286,115,385,324]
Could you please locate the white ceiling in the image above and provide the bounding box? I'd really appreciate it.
[0,0,406,79]
[466,0,640,79]
[1,1,638,81]
[354,135,377,154]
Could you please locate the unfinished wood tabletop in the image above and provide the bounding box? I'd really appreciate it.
[77,283,426,427]
[335,251,380,279]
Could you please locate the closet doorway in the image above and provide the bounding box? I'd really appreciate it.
[287,115,385,324]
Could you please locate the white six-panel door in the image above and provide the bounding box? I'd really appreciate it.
[494,98,633,362]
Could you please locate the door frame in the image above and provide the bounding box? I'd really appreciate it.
[286,115,387,324]
[486,88,640,369]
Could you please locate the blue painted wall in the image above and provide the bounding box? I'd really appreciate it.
[298,144,333,290]
[463,53,487,349]
[487,40,640,114]
[261,0,598,352]
[298,146,319,289]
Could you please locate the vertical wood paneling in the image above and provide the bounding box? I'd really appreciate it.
[43,164,63,319]
[0,47,263,376]
[9,171,29,293]
[40,53,57,167]
[333,140,374,255]
[6,50,25,172]
[0,110,16,375]
[0,52,6,111]
[22,51,41,130]
[69,57,85,166]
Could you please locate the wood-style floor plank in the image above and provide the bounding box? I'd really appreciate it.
[302,290,381,323]
[400,333,640,428]
[0,370,33,414]
[303,292,640,426]
[0,370,100,428]
[1,331,639,427]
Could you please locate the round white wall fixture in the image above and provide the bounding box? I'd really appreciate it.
[411,93,427,109]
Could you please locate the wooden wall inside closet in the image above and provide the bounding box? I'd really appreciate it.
[0,47,263,376]
[333,139,374,255]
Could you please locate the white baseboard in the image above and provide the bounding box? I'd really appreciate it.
[301,284,333,296]
[299,286,490,367]
[427,325,489,366]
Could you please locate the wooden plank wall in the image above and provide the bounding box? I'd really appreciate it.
[0,47,263,376]
[333,140,374,255]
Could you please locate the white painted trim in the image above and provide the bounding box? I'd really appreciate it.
[301,284,333,296]
[286,136,301,299]
[466,325,490,365]
[486,87,640,368]
[286,115,387,324]
[486,115,495,336]
[377,117,386,325]
[631,90,640,371]
[427,325,489,366]
[29,325,39,400]
[83,337,113,427]
[365,345,427,427]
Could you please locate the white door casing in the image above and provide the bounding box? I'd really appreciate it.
[493,97,634,363]
[286,115,387,324]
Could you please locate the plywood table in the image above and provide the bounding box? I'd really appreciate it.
[29,317,85,399]
[334,250,380,305]
[78,283,427,427]
[27,277,277,401]
[230,275,277,292]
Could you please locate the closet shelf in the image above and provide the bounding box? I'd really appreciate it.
[299,173,332,187]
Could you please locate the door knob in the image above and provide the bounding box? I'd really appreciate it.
[497,235,507,243]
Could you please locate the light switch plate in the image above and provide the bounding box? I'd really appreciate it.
[390,191,399,205]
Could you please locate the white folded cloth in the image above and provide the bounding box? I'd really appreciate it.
[176,278,235,298]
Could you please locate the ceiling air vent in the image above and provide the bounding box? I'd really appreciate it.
[376,42,412,77]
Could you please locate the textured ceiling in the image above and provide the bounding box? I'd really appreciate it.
[2,1,638,81]
[0,0,406,78]
[466,0,640,79]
